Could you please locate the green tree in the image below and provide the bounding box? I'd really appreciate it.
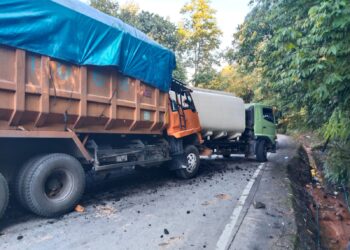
[137,11,178,51]
[118,1,140,27]
[172,58,188,82]
[233,0,350,185]
[207,65,259,103]
[178,0,222,86]
[90,0,119,16]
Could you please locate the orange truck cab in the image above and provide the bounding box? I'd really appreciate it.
[164,79,203,179]
[167,79,202,140]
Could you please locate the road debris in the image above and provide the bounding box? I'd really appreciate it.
[75,205,85,213]
[95,205,117,218]
[253,201,266,209]
[215,194,231,200]
[307,185,350,250]
[201,200,214,206]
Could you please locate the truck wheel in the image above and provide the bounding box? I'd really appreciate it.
[15,156,43,209]
[19,154,85,217]
[256,140,268,162]
[0,173,9,219]
[175,145,200,179]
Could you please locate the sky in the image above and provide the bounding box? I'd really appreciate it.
[81,0,252,49]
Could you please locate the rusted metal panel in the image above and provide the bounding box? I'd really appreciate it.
[0,130,93,162]
[0,45,168,134]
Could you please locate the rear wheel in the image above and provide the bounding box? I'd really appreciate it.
[175,145,200,179]
[0,173,9,219]
[18,154,85,217]
[256,140,268,162]
[15,156,43,209]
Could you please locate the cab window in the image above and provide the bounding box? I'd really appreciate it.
[182,93,196,111]
[169,91,196,112]
[263,108,274,123]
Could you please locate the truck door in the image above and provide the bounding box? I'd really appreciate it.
[167,81,201,139]
[261,107,276,141]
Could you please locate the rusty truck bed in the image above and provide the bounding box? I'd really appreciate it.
[0,45,168,134]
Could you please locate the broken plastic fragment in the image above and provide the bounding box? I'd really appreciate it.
[75,205,85,213]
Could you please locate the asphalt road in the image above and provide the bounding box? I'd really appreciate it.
[0,137,293,250]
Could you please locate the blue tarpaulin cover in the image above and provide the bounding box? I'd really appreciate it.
[0,0,176,92]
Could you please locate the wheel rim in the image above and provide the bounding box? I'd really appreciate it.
[44,169,74,201]
[186,153,197,173]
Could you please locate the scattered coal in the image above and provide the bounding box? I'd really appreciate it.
[253,201,266,209]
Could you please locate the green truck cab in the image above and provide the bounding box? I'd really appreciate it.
[246,103,277,161]
[201,101,278,163]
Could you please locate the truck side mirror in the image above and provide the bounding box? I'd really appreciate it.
[274,111,282,124]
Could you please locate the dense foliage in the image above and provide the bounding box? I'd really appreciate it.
[205,65,259,103]
[90,0,118,16]
[233,0,350,185]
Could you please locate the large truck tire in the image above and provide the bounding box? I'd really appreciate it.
[0,173,9,219]
[18,154,85,217]
[15,156,43,209]
[256,140,268,162]
[175,145,200,179]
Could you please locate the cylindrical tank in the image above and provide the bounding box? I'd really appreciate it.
[191,88,246,140]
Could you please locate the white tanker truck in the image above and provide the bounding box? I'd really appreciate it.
[191,88,277,161]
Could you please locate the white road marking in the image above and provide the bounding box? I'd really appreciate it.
[216,162,266,250]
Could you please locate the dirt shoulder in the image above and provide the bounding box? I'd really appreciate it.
[291,132,350,250]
